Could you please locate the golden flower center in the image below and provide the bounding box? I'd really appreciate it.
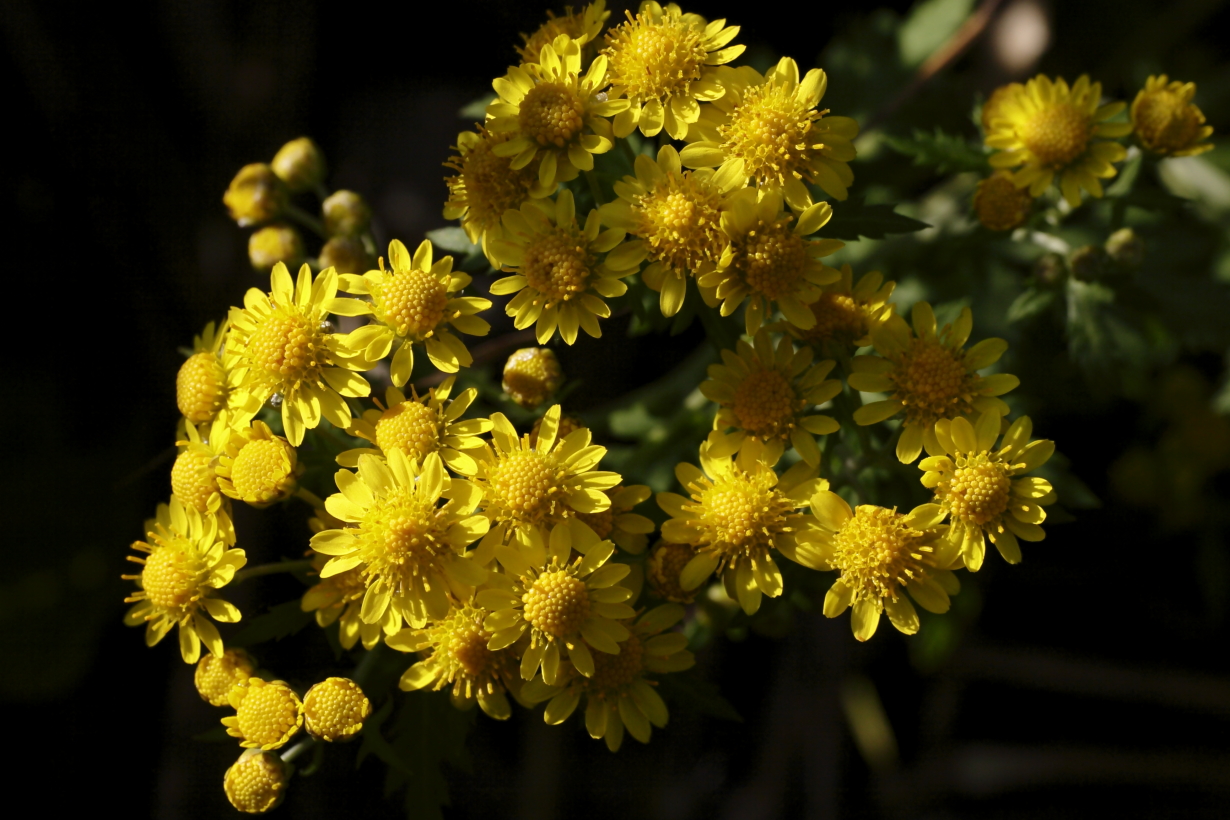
[732,369,799,439]
[739,220,807,300]
[648,541,698,603]
[445,620,495,678]
[247,310,325,383]
[142,543,207,610]
[231,438,295,503]
[522,226,594,303]
[891,338,978,426]
[694,472,792,557]
[520,13,588,63]
[375,401,442,462]
[720,82,817,185]
[449,131,538,230]
[520,82,586,148]
[375,269,449,338]
[236,684,301,747]
[522,570,590,637]
[577,506,614,539]
[588,633,644,691]
[195,650,254,707]
[176,352,227,423]
[304,679,368,741]
[171,449,219,512]
[504,348,562,409]
[1134,91,1202,152]
[488,449,563,523]
[1019,103,1091,168]
[942,454,1012,525]
[378,507,442,567]
[833,506,931,603]
[803,293,866,345]
[605,15,707,100]
[224,752,286,814]
[975,175,1032,232]
[635,173,726,273]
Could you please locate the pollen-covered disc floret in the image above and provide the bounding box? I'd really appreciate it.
[1131,74,1214,157]
[304,677,371,742]
[517,1,610,64]
[788,264,896,351]
[176,321,256,426]
[223,750,289,815]
[216,420,302,508]
[195,648,256,707]
[223,678,304,750]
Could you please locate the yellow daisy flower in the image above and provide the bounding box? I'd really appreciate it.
[985,74,1132,206]
[223,677,304,750]
[680,58,859,208]
[810,492,960,641]
[974,170,1033,231]
[301,554,384,651]
[123,497,246,663]
[333,239,492,385]
[476,519,636,685]
[340,376,493,476]
[602,1,743,140]
[1131,74,1214,157]
[521,603,695,751]
[575,484,655,554]
[175,320,260,426]
[172,415,235,544]
[597,145,736,316]
[849,302,1018,464]
[226,262,373,446]
[920,412,1056,571]
[487,34,628,189]
[490,189,647,344]
[517,0,610,65]
[645,539,699,603]
[786,264,896,352]
[311,450,491,630]
[216,420,303,508]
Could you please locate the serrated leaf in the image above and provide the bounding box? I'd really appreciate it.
[820,196,930,241]
[229,600,313,648]
[884,128,989,174]
[1007,288,1056,323]
[425,227,479,256]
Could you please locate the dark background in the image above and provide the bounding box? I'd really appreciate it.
[4,0,1230,817]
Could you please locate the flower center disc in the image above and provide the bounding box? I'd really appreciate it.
[803,293,865,345]
[833,507,929,601]
[944,455,1012,525]
[732,369,798,438]
[577,506,614,539]
[635,175,725,272]
[522,570,590,637]
[248,311,324,383]
[720,83,815,185]
[176,352,227,422]
[589,633,644,691]
[171,449,219,512]
[607,17,706,100]
[1019,103,1090,167]
[231,438,293,502]
[459,133,537,229]
[375,401,442,462]
[142,543,207,610]
[447,621,495,678]
[237,685,300,747]
[520,82,585,148]
[488,450,561,523]
[375,269,449,338]
[697,474,788,555]
[740,221,807,300]
[1135,91,1201,151]
[522,227,594,303]
[891,338,976,425]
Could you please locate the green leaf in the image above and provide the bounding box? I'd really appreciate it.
[229,600,314,648]
[898,0,975,66]
[385,692,475,820]
[884,128,989,174]
[820,196,930,241]
[1006,288,1057,323]
[425,227,479,256]
[657,670,743,723]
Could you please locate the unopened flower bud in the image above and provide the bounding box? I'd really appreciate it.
[224,163,288,227]
[195,648,256,707]
[303,677,371,742]
[248,224,305,272]
[1105,227,1145,268]
[271,137,326,193]
[322,190,371,237]
[974,171,1032,232]
[318,235,372,274]
[223,749,289,814]
[1069,245,1108,283]
[1034,253,1067,287]
[503,347,562,409]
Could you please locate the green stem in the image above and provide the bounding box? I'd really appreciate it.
[233,559,314,584]
[281,738,315,764]
[352,643,386,689]
[584,170,604,206]
[285,203,328,238]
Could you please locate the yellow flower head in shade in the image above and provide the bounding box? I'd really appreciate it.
[388,599,524,720]
[530,412,585,447]
[602,2,743,140]
[487,34,629,189]
[503,347,564,409]
[849,302,1019,464]
[810,492,961,641]
[303,677,371,742]
[786,264,896,352]
[1131,75,1214,157]
[985,74,1132,207]
[227,263,373,446]
[195,647,256,707]
[522,603,695,752]
[598,145,736,317]
[311,450,491,630]
[705,189,843,336]
[921,412,1056,571]
[702,331,842,468]
[123,498,246,663]
[517,0,610,64]
[223,163,287,226]
[476,519,636,685]
[444,127,556,265]
[974,170,1033,232]
[334,239,492,386]
[301,553,383,651]
[223,750,289,815]
[216,420,303,508]
[575,484,655,554]
[490,189,647,345]
[223,678,304,750]
[176,320,259,426]
[646,539,699,603]
[341,376,493,476]
[681,58,859,208]
[657,442,828,615]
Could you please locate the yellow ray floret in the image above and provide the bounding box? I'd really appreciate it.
[1131,74,1214,157]
[573,483,655,554]
[517,0,610,65]
[784,264,896,351]
[301,553,384,651]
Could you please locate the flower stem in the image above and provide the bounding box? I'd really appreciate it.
[281,738,315,764]
[285,203,328,238]
[584,170,604,206]
[233,559,314,584]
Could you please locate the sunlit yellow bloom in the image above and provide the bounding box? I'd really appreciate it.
[334,239,492,386]
[985,74,1132,207]
[786,264,896,352]
[850,302,1018,464]
[301,554,383,651]
[703,188,842,335]
[123,498,245,663]
[603,2,743,140]
[576,484,655,554]
[503,347,563,409]
[216,420,302,508]
[223,163,287,226]
[1131,74,1214,157]
[195,647,255,707]
[176,320,259,426]
[487,34,628,189]
[810,493,960,641]
[681,58,858,207]
[522,603,695,751]
[303,677,371,742]
[172,415,234,543]
[227,263,372,446]
[646,539,699,603]
[598,145,735,317]
[517,0,610,64]
[490,189,647,344]
[223,678,304,750]
[974,170,1033,231]
[224,750,289,815]
[921,412,1056,571]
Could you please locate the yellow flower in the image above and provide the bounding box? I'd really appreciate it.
[974,170,1033,231]
[575,484,655,554]
[657,442,827,614]
[341,376,492,476]
[172,415,234,542]
[645,539,699,603]
[517,0,610,65]
[123,498,245,663]
[216,420,303,508]
[487,34,628,189]
[702,330,841,467]
[598,145,735,317]
[175,320,259,426]
[920,412,1056,570]
[301,553,384,651]
[476,519,636,685]
[1131,74,1214,157]
[223,677,304,750]
[785,264,896,352]
[530,412,585,447]
[503,347,564,409]
[810,493,960,641]
[849,302,1018,464]
[334,239,491,385]
[703,188,842,336]
[303,677,371,742]
[522,603,695,751]
[388,598,524,720]
[195,648,255,707]
[680,58,859,207]
[490,189,646,344]
[248,224,304,272]
[985,74,1132,207]
[602,2,743,140]
[223,163,287,226]
[223,750,289,814]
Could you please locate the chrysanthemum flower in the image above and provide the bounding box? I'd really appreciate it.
[598,145,735,316]
[849,302,1018,463]
[216,420,303,508]
[522,603,695,751]
[974,170,1033,231]
[300,554,384,650]
[702,331,841,467]
[646,540,699,603]
[575,484,655,554]
[123,497,246,663]
[303,677,371,742]
[340,377,492,476]
[602,2,743,140]
[503,347,563,408]
[334,239,492,385]
[920,412,1056,570]
[388,599,524,720]
[487,34,628,189]
[985,74,1132,207]
[517,0,610,65]
[681,58,859,207]
[311,450,490,630]
[1131,75,1214,157]
[476,519,636,684]
[223,750,289,815]
[490,189,647,344]
[226,263,372,446]
[195,648,255,707]
[176,321,259,426]
[786,264,896,352]
[657,443,827,614]
[172,415,234,542]
[810,492,960,641]
[223,678,304,750]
